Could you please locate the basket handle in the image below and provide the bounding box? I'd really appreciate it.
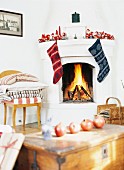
[106,97,121,107]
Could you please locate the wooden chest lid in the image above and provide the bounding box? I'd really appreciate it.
[24,124,124,155]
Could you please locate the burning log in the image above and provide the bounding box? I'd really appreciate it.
[76,85,81,100]
[80,86,93,102]
[67,85,93,102]
[68,91,73,100]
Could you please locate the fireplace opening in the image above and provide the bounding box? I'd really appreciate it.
[62,63,94,103]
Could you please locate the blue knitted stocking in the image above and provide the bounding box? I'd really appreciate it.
[88,39,110,83]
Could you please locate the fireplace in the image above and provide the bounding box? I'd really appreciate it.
[39,39,115,126]
[62,63,94,102]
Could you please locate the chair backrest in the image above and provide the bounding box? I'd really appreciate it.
[0,70,21,78]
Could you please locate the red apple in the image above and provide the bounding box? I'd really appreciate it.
[68,122,81,134]
[93,115,105,128]
[80,119,93,131]
[54,122,66,137]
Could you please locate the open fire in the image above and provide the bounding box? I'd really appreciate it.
[62,63,93,102]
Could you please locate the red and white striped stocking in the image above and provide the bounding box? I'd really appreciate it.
[47,42,63,84]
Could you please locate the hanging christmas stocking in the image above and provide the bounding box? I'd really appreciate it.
[47,42,63,84]
[88,39,110,83]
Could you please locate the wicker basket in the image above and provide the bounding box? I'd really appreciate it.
[96,97,124,125]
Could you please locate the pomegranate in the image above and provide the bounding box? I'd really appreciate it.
[68,122,81,134]
[80,119,93,131]
[54,122,66,137]
[93,115,105,128]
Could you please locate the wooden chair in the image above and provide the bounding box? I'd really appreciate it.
[0,70,42,130]
[3,102,41,130]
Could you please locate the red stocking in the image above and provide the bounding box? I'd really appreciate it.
[47,42,63,84]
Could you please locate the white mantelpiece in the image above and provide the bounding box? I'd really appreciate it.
[39,39,114,59]
[39,39,115,126]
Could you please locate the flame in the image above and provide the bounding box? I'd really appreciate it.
[69,64,84,91]
[69,64,89,91]
[64,64,92,100]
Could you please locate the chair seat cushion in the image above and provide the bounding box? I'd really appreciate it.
[4,97,41,104]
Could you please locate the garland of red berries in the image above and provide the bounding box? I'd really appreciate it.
[38,26,67,43]
[86,28,115,40]
[38,27,115,43]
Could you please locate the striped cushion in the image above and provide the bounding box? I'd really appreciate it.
[4,97,41,104]
[0,74,17,85]
[16,73,39,82]
[0,73,39,85]
[6,89,43,99]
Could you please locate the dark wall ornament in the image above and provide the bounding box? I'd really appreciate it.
[0,10,23,37]
[72,12,80,23]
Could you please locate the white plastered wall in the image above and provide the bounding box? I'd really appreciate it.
[0,0,124,125]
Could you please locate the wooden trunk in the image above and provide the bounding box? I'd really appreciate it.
[14,124,124,170]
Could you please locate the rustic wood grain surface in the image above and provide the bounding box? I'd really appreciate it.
[24,124,124,154]
[15,124,124,170]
